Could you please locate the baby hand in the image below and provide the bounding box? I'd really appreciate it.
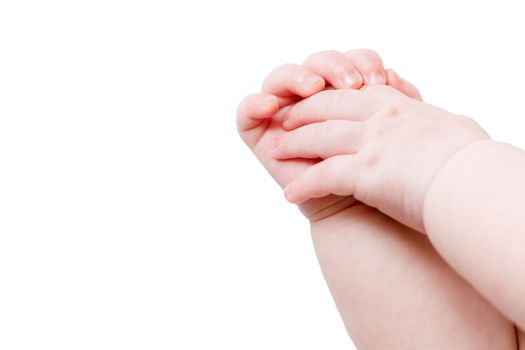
[275,85,490,231]
[237,59,345,221]
[237,49,421,220]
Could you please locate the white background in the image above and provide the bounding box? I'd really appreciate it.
[1,1,525,349]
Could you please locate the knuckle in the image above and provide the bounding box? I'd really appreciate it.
[345,122,365,151]
[356,48,381,58]
[262,63,296,86]
[305,50,346,76]
[363,84,381,95]
[379,102,401,119]
[325,58,344,74]
[348,49,383,70]
[375,96,410,119]
[304,50,340,64]
[356,49,382,63]
[331,89,351,108]
[364,84,391,95]
[360,144,381,169]
[319,49,341,57]
[276,62,297,72]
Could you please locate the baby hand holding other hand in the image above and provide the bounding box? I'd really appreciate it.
[276,85,490,232]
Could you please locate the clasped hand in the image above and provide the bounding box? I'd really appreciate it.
[275,84,489,231]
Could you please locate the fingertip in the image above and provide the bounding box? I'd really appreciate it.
[284,185,291,198]
[297,75,325,97]
[385,69,423,100]
[236,93,281,136]
[366,72,386,85]
[285,183,309,204]
[281,118,295,131]
[412,88,423,101]
[342,72,363,89]
[284,185,298,203]
[385,69,400,83]
[238,93,277,119]
[281,100,303,130]
[280,110,293,130]
[262,63,325,98]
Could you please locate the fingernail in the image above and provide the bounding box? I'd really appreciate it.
[367,72,385,85]
[302,75,323,87]
[342,73,360,88]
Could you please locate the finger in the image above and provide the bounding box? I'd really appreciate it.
[359,83,406,99]
[261,63,325,99]
[345,49,386,85]
[303,50,363,89]
[236,93,279,147]
[273,120,363,160]
[283,155,360,204]
[282,89,383,130]
[385,69,423,100]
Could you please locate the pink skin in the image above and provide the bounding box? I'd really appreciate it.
[237,50,420,220]
[276,85,489,232]
[237,66,354,220]
[424,140,525,330]
[238,49,519,347]
[312,204,517,349]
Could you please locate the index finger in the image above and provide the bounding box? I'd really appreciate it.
[282,89,383,130]
[262,63,325,99]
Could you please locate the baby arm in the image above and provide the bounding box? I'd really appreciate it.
[239,50,517,348]
[313,204,516,349]
[277,81,525,331]
[424,139,525,330]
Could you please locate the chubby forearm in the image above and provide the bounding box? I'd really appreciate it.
[311,204,515,349]
[424,139,525,329]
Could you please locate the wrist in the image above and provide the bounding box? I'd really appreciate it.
[300,196,358,223]
[310,202,372,233]
[422,138,499,233]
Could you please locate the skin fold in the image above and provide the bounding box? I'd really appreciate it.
[276,86,490,233]
[271,58,525,332]
[237,49,519,348]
